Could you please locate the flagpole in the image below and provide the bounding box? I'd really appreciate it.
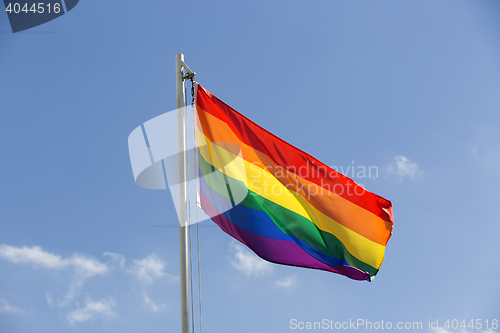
[176,53,191,333]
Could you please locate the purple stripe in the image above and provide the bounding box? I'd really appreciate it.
[200,191,370,281]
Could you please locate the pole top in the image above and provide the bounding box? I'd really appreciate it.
[176,54,195,81]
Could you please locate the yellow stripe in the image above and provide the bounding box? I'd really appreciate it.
[198,131,386,268]
[197,108,392,246]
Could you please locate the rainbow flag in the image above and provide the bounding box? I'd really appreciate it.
[195,84,393,281]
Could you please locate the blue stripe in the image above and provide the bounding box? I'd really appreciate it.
[199,173,351,268]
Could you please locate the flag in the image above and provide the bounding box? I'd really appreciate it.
[195,84,393,281]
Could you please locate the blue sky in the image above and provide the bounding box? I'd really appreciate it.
[1,1,500,332]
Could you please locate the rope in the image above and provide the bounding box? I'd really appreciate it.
[196,206,203,333]
[185,82,196,333]
[189,222,195,333]
[191,87,203,333]
[182,72,202,333]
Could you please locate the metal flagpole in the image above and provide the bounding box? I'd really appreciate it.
[176,53,191,333]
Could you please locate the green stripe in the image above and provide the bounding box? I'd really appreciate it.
[199,152,378,276]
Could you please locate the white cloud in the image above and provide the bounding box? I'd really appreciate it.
[0,245,108,305]
[103,252,126,268]
[66,297,115,326]
[386,155,423,181]
[0,298,22,314]
[143,292,165,313]
[0,245,176,314]
[126,254,176,312]
[46,293,54,307]
[0,245,107,277]
[128,253,177,285]
[229,242,273,277]
[0,244,65,269]
[69,254,108,277]
[274,275,297,289]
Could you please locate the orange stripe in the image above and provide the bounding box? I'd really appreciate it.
[196,84,394,225]
[197,107,393,246]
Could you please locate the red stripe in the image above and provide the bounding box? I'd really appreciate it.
[196,84,393,224]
